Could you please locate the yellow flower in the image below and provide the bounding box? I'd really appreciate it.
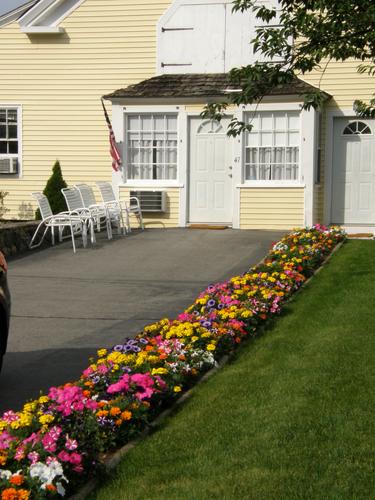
[39,414,54,425]
[173,386,182,393]
[151,367,168,375]
[97,348,108,358]
[191,336,199,342]
[207,344,216,351]
[38,396,49,404]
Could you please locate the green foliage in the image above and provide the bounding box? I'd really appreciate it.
[35,160,67,219]
[202,0,375,135]
[0,190,9,220]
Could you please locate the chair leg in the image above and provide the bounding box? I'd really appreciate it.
[70,222,76,253]
[29,222,48,249]
[51,226,55,246]
[82,222,88,248]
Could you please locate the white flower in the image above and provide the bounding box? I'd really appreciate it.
[56,481,66,496]
[0,469,12,480]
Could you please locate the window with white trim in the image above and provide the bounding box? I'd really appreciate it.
[0,107,20,175]
[244,111,300,181]
[126,114,177,180]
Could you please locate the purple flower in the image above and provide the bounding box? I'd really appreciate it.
[201,320,212,328]
[91,376,101,384]
[207,299,216,308]
[112,344,124,352]
[139,338,148,344]
[217,303,225,310]
[132,346,141,353]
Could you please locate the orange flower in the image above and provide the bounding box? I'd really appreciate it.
[121,410,132,421]
[109,407,121,417]
[96,410,109,418]
[82,390,91,398]
[9,475,24,486]
[97,400,107,408]
[45,484,56,492]
[159,353,167,360]
[115,419,122,426]
[0,451,8,466]
[145,345,154,352]
[191,368,198,376]
[178,354,186,361]
[84,381,94,388]
[1,488,30,500]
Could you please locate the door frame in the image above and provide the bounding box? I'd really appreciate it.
[186,114,236,226]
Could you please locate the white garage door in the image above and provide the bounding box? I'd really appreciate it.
[332,118,375,224]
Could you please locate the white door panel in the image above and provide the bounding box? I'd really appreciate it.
[189,117,233,224]
[332,118,375,224]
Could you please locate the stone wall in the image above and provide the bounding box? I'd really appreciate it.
[0,221,47,258]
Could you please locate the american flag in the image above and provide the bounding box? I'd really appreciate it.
[101,98,122,172]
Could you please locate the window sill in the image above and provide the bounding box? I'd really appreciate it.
[120,181,184,189]
[237,182,305,188]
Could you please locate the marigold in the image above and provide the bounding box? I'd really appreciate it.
[110,407,121,417]
[121,411,132,420]
[45,484,57,492]
[9,475,24,486]
[1,488,30,500]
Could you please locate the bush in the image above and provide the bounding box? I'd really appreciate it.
[0,190,9,221]
[35,160,67,219]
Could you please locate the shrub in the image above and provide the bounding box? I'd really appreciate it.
[35,160,67,219]
[0,190,9,221]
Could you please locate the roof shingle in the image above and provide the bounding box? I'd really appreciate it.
[103,73,330,100]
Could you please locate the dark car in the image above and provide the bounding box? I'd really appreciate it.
[0,251,10,373]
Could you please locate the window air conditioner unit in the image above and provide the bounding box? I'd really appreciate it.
[130,190,167,212]
[0,157,18,174]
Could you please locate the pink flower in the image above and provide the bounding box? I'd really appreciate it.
[73,464,84,473]
[107,374,130,394]
[2,411,19,423]
[0,431,15,450]
[14,445,26,461]
[65,437,78,451]
[58,450,71,462]
[97,364,109,374]
[42,435,57,453]
[27,451,40,464]
[69,452,82,465]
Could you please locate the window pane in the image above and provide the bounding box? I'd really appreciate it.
[128,115,139,130]
[0,141,7,153]
[0,125,6,138]
[288,113,299,129]
[7,110,17,123]
[9,141,18,154]
[8,125,17,139]
[274,131,285,146]
[167,115,177,130]
[261,113,273,130]
[141,115,151,131]
[260,132,272,146]
[0,111,6,123]
[274,113,286,130]
[247,131,258,146]
[154,115,164,131]
[288,131,299,146]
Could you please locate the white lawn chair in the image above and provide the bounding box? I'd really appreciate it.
[61,187,96,246]
[29,192,84,253]
[75,183,112,240]
[96,181,144,233]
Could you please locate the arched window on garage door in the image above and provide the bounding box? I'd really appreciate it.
[342,121,372,135]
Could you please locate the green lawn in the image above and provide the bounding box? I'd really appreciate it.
[90,240,375,500]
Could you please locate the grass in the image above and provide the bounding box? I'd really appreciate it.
[90,240,375,500]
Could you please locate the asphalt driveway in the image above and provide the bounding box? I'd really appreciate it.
[0,228,283,412]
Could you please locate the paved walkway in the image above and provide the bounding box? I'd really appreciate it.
[0,228,283,411]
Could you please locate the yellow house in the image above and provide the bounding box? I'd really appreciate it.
[1,0,374,233]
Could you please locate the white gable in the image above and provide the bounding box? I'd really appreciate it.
[157,0,280,74]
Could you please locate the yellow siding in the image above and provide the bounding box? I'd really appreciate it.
[0,0,171,218]
[119,187,180,228]
[302,60,375,109]
[240,188,305,230]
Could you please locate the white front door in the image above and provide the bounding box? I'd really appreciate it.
[332,118,375,224]
[189,117,233,224]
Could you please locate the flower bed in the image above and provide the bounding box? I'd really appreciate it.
[0,226,346,499]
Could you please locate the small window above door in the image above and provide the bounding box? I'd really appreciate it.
[342,121,372,135]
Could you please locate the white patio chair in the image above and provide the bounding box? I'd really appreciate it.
[75,183,113,240]
[29,192,84,253]
[96,181,144,233]
[61,187,96,246]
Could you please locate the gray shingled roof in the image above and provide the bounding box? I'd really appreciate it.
[103,73,331,100]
